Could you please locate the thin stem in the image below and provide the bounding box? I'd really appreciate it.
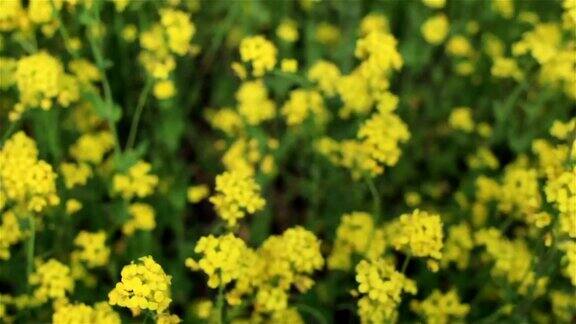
[26,214,36,281]
[85,6,122,156]
[216,283,226,324]
[363,175,382,256]
[401,254,411,274]
[126,78,153,150]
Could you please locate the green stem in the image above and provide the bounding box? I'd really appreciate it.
[126,78,153,150]
[85,6,122,156]
[364,176,381,223]
[26,214,36,281]
[216,283,226,324]
[401,254,411,274]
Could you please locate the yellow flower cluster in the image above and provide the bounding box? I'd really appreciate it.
[0,132,60,213]
[72,231,110,268]
[69,131,115,164]
[328,212,385,270]
[355,258,417,323]
[113,161,159,200]
[559,241,576,285]
[276,19,299,43]
[29,259,74,302]
[249,227,324,312]
[221,137,277,176]
[475,228,548,295]
[123,203,156,235]
[139,8,195,100]
[239,35,277,77]
[187,227,323,314]
[281,89,327,126]
[545,167,576,238]
[410,289,470,324]
[441,223,473,270]
[236,80,276,125]
[185,233,249,288]
[391,209,444,263]
[52,301,120,324]
[421,14,449,45]
[0,211,22,260]
[13,52,79,119]
[357,107,411,173]
[187,184,210,203]
[307,60,341,96]
[60,162,93,189]
[209,170,266,226]
[108,256,172,314]
[448,107,475,133]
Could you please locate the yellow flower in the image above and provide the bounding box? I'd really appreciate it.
[442,223,473,270]
[239,35,277,77]
[15,52,64,111]
[491,57,523,80]
[153,79,176,100]
[70,131,115,164]
[108,256,172,314]
[113,161,159,200]
[160,9,196,56]
[315,22,340,45]
[391,209,444,260]
[360,13,389,35]
[448,107,474,133]
[60,162,92,189]
[65,199,83,215]
[209,170,265,227]
[72,231,110,268]
[492,0,514,19]
[446,35,473,57]
[282,89,327,126]
[185,233,250,288]
[411,289,470,324]
[276,19,299,42]
[187,184,210,203]
[236,80,276,125]
[123,203,156,235]
[421,14,449,45]
[52,301,120,324]
[308,60,341,96]
[0,210,22,260]
[280,58,298,73]
[29,259,74,301]
[156,313,182,324]
[0,132,60,213]
[355,258,417,323]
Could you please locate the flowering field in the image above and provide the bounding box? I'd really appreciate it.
[0,0,575,323]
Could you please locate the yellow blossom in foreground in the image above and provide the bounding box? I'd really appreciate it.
[280,58,298,73]
[411,289,470,324]
[160,8,195,56]
[69,131,115,164]
[209,170,265,226]
[153,79,176,100]
[421,14,449,45]
[308,60,341,96]
[113,161,159,200]
[15,52,63,111]
[29,259,74,302]
[236,80,276,125]
[282,89,327,126]
[239,35,277,77]
[108,256,172,314]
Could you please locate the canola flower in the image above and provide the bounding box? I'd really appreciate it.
[108,256,172,314]
[112,161,159,200]
[209,170,265,227]
[29,259,74,302]
[239,35,277,77]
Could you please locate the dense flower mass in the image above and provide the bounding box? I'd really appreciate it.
[108,256,172,314]
[0,132,59,213]
[209,170,266,226]
[1,1,575,323]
